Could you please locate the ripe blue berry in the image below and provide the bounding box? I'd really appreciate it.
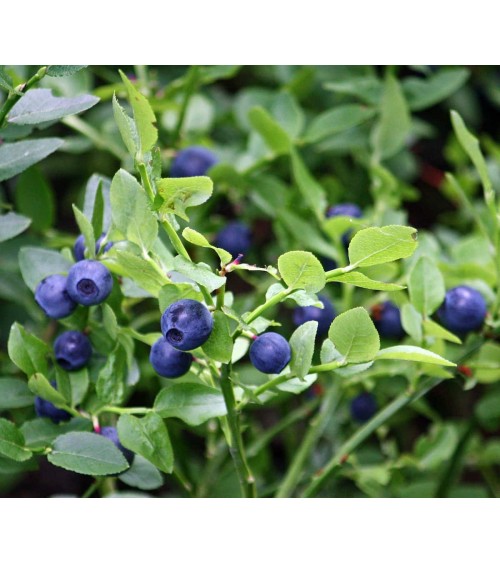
[150,337,193,378]
[437,285,487,335]
[293,295,336,337]
[170,146,218,178]
[66,259,113,306]
[350,392,377,423]
[249,332,292,374]
[161,299,214,351]
[215,221,252,259]
[99,426,134,464]
[54,330,92,371]
[34,381,71,424]
[371,301,404,339]
[73,233,113,262]
[34,274,77,319]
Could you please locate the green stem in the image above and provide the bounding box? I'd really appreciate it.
[219,363,256,498]
[244,288,292,326]
[173,466,194,496]
[138,162,155,201]
[172,65,199,144]
[82,478,102,498]
[99,477,116,497]
[302,377,441,497]
[96,406,151,416]
[0,66,47,127]
[276,381,342,498]
[309,360,346,373]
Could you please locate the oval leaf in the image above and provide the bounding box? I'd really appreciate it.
[0,138,63,182]
[0,212,31,243]
[375,345,456,366]
[0,418,32,462]
[278,250,325,293]
[408,256,445,317]
[289,320,318,381]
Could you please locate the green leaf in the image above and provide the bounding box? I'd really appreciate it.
[8,89,98,125]
[19,246,73,293]
[404,68,469,111]
[96,345,128,405]
[172,256,225,293]
[450,110,496,213]
[371,74,411,161]
[423,319,462,345]
[375,345,456,366]
[48,431,129,475]
[112,94,139,157]
[102,304,118,340]
[28,373,67,407]
[324,76,383,105]
[472,342,500,383]
[0,418,32,462]
[202,310,233,362]
[68,369,89,406]
[248,106,292,154]
[117,413,173,473]
[408,256,445,317]
[290,148,326,220]
[328,271,405,292]
[322,215,364,239]
[14,167,55,231]
[278,250,325,293]
[328,307,380,364]
[105,250,165,296]
[119,70,157,154]
[0,138,63,182]
[475,389,500,427]
[0,212,31,242]
[304,104,376,143]
[8,324,49,376]
[118,455,163,491]
[271,91,304,138]
[91,182,105,238]
[83,174,112,232]
[156,176,213,221]
[46,65,87,77]
[415,423,459,471]
[348,225,418,268]
[158,283,202,311]
[154,383,227,426]
[0,66,13,91]
[72,204,96,259]
[289,321,317,381]
[110,169,158,251]
[0,378,34,410]
[401,303,423,342]
[182,227,232,265]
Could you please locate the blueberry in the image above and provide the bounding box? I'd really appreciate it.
[54,330,92,371]
[325,202,363,249]
[150,337,193,378]
[74,233,113,262]
[371,301,404,339]
[34,381,71,424]
[34,274,77,319]
[350,392,377,423]
[249,332,292,374]
[66,259,113,306]
[215,221,252,259]
[170,146,218,178]
[293,295,336,337]
[161,299,214,351]
[99,426,134,464]
[437,285,487,335]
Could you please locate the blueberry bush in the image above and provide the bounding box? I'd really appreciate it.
[1,65,499,498]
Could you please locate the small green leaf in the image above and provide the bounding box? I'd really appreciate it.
[117,413,173,474]
[472,342,500,383]
[19,246,73,292]
[158,284,202,311]
[348,225,418,268]
[414,423,459,470]
[110,169,158,251]
[408,256,445,317]
[202,310,233,362]
[322,216,364,240]
[404,69,469,111]
[154,383,227,426]
[91,182,105,238]
[0,418,32,462]
[290,148,327,220]
[328,271,405,291]
[83,174,112,232]
[371,74,411,161]
[401,303,423,343]
[423,319,462,345]
[0,212,31,242]
[328,307,380,364]
[156,176,213,221]
[28,373,67,407]
[182,227,232,265]
[48,432,129,475]
[8,89,98,125]
[8,324,49,376]
[119,70,158,154]
[0,378,34,410]
[14,167,55,231]
[73,204,96,259]
[172,256,225,293]
[46,65,87,77]
[0,138,63,182]
[375,345,456,366]
[278,250,325,293]
[248,106,292,154]
[21,418,92,449]
[102,304,118,340]
[289,321,318,381]
[68,369,89,406]
[112,94,139,157]
[0,66,13,91]
[118,455,164,491]
[96,345,128,405]
[304,104,376,143]
[105,251,165,297]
